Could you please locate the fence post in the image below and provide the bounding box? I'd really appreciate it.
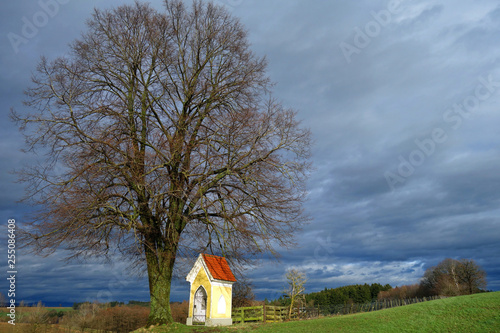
[263,305,266,323]
[240,308,244,324]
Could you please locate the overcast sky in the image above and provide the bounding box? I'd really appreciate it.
[1,0,500,306]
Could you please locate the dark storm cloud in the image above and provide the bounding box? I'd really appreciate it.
[1,0,499,305]
[231,0,500,298]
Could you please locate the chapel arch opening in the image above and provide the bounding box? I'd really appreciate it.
[193,286,207,323]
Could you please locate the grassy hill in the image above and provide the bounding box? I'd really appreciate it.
[135,291,500,333]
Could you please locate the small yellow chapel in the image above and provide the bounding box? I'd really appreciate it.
[185,253,236,326]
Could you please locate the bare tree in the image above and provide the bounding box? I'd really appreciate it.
[420,258,462,296]
[11,0,311,325]
[283,268,307,319]
[420,258,487,296]
[232,278,256,308]
[458,259,487,294]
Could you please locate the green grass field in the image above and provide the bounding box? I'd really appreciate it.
[134,291,500,333]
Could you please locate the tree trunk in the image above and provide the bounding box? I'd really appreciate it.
[145,238,176,326]
[289,296,294,320]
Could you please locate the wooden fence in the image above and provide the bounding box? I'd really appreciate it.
[232,296,445,324]
[232,305,319,324]
[322,296,445,316]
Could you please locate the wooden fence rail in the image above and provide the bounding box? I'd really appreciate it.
[232,305,317,323]
[322,296,445,316]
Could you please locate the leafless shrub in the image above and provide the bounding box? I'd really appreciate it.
[232,278,256,308]
[170,301,189,324]
[378,284,422,300]
[17,302,50,333]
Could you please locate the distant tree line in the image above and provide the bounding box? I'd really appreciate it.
[307,283,392,307]
[127,300,151,307]
[267,283,392,308]
[263,258,487,310]
[72,300,149,310]
[379,258,487,299]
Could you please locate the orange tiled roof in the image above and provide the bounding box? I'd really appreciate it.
[202,254,237,282]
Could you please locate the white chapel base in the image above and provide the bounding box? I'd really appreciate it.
[206,318,233,326]
[186,317,232,327]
